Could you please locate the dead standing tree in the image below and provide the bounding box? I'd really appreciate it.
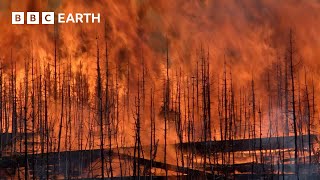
[163,38,170,179]
[287,29,299,177]
[96,37,105,179]
[24,54,30,180]
[133,77,142,178]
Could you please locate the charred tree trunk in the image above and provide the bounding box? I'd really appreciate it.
[96,37,105,180]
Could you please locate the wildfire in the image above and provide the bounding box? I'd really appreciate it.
[0,0,320,179]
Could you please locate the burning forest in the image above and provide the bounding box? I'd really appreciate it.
[1,0,320,179]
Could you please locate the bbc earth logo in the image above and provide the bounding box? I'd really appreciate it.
[12,12,101,24]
